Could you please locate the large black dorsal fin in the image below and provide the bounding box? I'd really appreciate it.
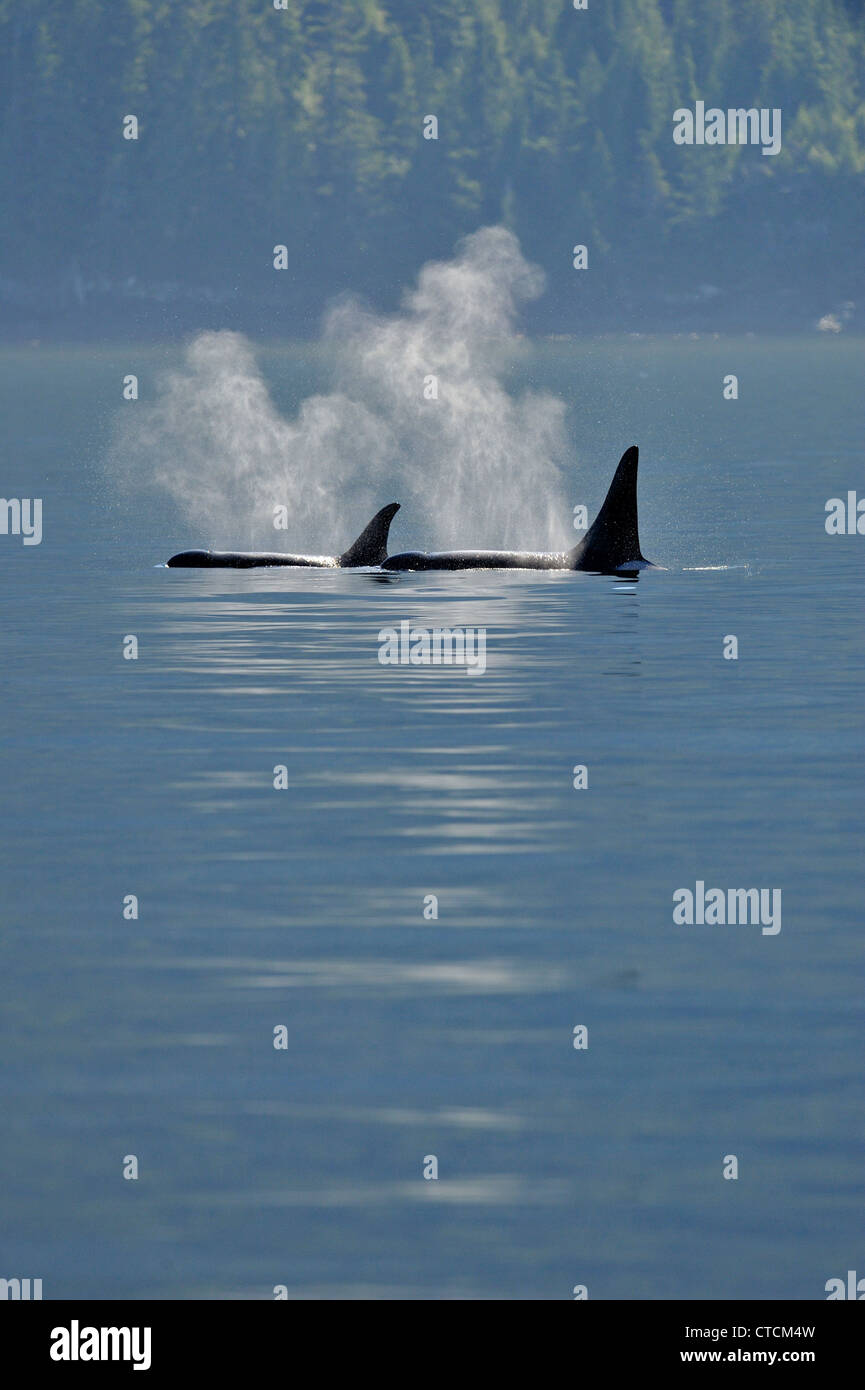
[339,503,400,567]
[570,446,646,571]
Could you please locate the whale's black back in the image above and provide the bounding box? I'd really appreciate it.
[167,502,400,569]
[382,448,649,573]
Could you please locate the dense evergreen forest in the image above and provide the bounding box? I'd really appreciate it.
[1,0,863,334]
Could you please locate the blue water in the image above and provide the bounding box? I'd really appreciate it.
[1,338,863,1299]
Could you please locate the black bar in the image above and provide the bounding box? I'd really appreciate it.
[2,1300,860,1376]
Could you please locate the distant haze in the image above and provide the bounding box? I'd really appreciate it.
[1,0,862,336]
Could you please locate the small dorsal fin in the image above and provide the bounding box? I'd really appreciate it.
[570,447,646,571]
[339,502,400,567]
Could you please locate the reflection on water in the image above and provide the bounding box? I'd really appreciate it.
[2,341,864,1299]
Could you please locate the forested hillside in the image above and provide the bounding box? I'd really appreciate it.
[1,0,863,333]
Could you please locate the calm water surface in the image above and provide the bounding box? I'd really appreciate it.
[1,339,863,1298]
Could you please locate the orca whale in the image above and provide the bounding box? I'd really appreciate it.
[382,447,652,573]
[167,502,400,568]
